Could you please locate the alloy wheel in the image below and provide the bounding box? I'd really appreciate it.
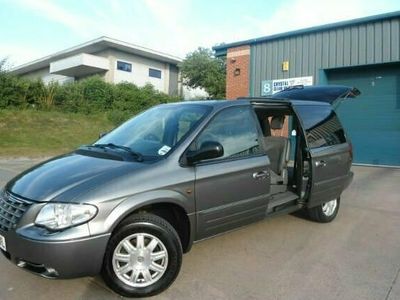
[322,199,338,217]
[112,233,169,288]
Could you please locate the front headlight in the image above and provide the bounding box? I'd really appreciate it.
[35,203,98,231]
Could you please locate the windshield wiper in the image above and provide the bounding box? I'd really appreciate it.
[89,143,143,162]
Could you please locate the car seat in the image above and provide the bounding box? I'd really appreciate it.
[261,116,290,186]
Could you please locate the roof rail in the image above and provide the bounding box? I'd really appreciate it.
[281,85,304,91]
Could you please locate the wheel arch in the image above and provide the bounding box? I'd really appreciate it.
[104,192,195,253]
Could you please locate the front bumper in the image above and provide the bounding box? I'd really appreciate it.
[0,229,110,278]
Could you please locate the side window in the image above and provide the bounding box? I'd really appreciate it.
[296,105,346,149]
[195,106,262,160]
[117,61,132,72]
[149,68,162,79]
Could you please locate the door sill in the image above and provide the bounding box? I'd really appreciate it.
[267,190,299,214]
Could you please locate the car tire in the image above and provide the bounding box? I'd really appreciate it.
[101,213,182,298]
[307,198,340,223]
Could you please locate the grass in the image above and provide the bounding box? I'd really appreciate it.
[0,109,115,157]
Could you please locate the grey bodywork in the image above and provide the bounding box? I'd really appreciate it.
[0,94,354,278]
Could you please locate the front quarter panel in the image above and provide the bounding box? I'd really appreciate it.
[89,189,192,236]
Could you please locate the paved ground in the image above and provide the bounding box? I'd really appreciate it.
[0,158,399,300]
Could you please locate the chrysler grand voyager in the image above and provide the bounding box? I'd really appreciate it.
[0,85,359,297]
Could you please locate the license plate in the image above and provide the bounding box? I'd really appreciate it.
[0,234,6,251]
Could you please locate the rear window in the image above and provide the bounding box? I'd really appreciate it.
[295,105,346,149]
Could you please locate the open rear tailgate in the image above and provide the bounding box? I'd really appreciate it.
[272,85,361,104]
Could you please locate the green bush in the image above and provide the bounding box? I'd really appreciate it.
[53,81,85,113]
[0,74,31,108]
[0,70,182,122]
[81,76,114,111]
[112,81,141,113]
[26,79,46,107]
[108,83,181,125]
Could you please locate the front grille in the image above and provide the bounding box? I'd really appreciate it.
[0,191,32,232]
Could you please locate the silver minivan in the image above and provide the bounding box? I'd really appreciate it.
[0,85,359,297]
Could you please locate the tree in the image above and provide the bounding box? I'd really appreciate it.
[179,47,226,99]
[0,57,10,73]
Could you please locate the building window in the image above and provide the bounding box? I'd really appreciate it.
[117,61,132,72]
[149,68,162,79]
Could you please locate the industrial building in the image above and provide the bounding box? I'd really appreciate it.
[214,11,400,166]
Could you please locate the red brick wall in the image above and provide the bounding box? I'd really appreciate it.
[226,45,250,100]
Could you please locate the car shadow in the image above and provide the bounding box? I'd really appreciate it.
[290,209,312,221]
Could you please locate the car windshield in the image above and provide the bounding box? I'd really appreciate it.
[95,104,211,160]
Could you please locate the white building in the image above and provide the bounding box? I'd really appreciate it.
[11,37,183,96]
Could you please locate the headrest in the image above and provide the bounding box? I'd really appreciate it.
[271,116,285,130]
[260,118,271,136]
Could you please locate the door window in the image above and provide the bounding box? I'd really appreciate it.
[194,106,262,160]
[296,105,346,149]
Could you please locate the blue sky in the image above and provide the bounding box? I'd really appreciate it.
[0,0,399,66]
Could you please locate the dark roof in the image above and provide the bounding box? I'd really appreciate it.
[165,99,248,108]
[271,85,360,103]
[238,98,330,106]
[167,98,330,109]
[213,10,400,56]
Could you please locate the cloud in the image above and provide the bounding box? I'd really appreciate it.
[139,0,245,57]
[0,44,43,66]
[13,0,93,38]
[240,0,398,40]
[3,0,399,65]
[140,0,198,55]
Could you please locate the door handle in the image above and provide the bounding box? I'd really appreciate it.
[253,171,269,179]
[315,160,327,167]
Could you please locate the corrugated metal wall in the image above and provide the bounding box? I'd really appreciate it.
[250,17,400,96]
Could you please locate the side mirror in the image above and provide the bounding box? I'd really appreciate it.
[99,132,108,139]
[186,141,224,165]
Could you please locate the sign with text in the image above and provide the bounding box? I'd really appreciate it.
[261,76,313,96]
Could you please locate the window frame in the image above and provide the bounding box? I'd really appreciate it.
[184,105,265,166]
[149,68,162,79]
[116,60,132,72]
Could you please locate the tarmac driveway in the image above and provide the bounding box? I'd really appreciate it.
[0,158,399,300]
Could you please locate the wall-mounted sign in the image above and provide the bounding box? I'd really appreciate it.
[261,76,313,96]
[282,61,289,72]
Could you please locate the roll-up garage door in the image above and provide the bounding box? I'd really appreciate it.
[327,64,400,166]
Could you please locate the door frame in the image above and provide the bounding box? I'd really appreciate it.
[179,104,271,239]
